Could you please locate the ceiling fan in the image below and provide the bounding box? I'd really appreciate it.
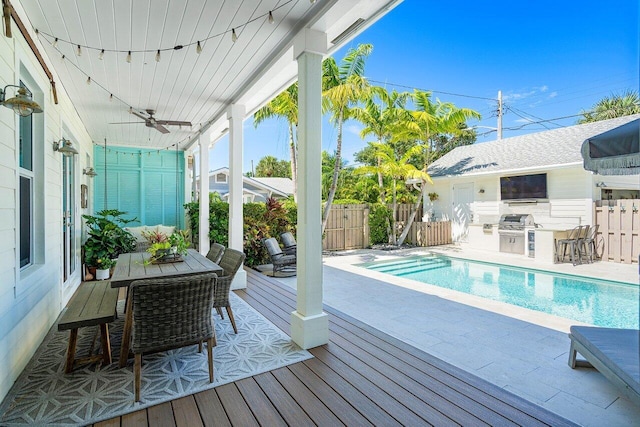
[110,109,192,134]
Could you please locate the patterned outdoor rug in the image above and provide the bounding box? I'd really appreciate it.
[0,293,312,426]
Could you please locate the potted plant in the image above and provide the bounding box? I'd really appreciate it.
[146,230,190,264]
[95,257,116,280]
[83,209,137,272]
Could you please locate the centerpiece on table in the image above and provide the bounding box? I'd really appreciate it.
[143,229,190,264]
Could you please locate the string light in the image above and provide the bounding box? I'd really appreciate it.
[196,41,202,54]
[98,49,104,60]
[155,50,161,62]
[231,28,238,42]
[76,45,82,56]
[126,51,132,63]
[268,11,274,24]
[109,94,113,102]
[53,37,58,48]
[86,76,91,85]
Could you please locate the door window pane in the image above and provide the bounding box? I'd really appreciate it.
[19,176,32,268]
[19,97,33,171]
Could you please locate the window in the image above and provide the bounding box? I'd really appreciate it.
[215,173,227,183]
[19,82,34,268]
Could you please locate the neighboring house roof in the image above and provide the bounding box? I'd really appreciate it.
[428,114,640,178]
[202,167,293,198]
[251,177,294,196]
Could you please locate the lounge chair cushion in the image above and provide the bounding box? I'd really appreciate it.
[569,326,640,401]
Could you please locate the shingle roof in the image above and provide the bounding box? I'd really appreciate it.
[251,177,294,195]
[428,114,640,178]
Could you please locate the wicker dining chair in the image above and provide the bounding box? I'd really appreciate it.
[214,248,246,334]
[206,242,225,264]
[130,272,218,402]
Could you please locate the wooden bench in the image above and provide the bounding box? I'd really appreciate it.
[58,280,119,373]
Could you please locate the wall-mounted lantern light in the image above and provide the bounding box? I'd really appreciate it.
[0,85,43,116]
[53,138,79,156]
[83,167,98,177]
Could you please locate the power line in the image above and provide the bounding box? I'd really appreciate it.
[367,79,497,101]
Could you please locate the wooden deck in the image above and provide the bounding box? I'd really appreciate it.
[94,269,576,427]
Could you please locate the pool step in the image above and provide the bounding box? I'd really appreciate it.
[371,258,450,275]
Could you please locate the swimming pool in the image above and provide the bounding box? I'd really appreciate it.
[359,255,639,329]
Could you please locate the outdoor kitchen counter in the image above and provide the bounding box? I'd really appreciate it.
[534,229,570,264]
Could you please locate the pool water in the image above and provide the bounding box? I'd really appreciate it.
[359,256,640,329]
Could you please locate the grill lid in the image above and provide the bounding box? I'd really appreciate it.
[498,214,534,229]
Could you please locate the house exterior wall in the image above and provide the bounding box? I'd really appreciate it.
[0,12,93,402]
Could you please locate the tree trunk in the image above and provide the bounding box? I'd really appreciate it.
[289,123,297,202]
[390,178,398,245]
[397,179,427,246]
[321,109,344,234]
[376,157,392,242]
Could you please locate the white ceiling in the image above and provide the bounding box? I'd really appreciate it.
[16,0,402,151]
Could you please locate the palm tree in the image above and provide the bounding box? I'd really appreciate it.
[355,143,431,245]
[351,86,412,237]
[579,90,640,123]
[254,84,299,200]
[393,90,480,246]
[321,43,373,234]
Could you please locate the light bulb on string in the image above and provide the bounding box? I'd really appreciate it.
[155,50,161,62]
[86,76,91,85]
[268,11,274,24]
[126,51,132,63]
[109,94,113,102]
[196,41,202,54]
[76,45,82,56]
[98,49,104,60]
[53,37,58,48]
[231,28,238,42]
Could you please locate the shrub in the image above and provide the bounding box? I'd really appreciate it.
[82,209,137,267]
[369,203,391,245]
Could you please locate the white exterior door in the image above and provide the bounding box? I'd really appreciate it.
[452,183,474,242]
[62,154,79,298]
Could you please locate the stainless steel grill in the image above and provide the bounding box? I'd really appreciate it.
[498,214,534,254]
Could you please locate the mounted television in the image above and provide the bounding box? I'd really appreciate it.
[500,173,547,200]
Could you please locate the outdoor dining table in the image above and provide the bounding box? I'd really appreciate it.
[111,248,223,367]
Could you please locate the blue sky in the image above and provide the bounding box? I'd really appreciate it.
[209,0,639,173]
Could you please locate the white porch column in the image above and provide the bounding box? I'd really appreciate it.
[291,29,328,349]
[198,130,212,255]
[228,104,247,289]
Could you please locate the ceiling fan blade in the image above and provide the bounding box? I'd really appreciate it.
[156,120,192,127]
[109,121,144,124]
[131,110,149,120]
[154,124,170,134]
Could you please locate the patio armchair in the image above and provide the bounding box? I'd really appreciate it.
[280,232,297,256]
[130,272,218,402]
[206,242,225,264]
[263,237,296,275]
[213,248,246,334]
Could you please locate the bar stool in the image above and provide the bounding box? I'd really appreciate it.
[556,225,583,265]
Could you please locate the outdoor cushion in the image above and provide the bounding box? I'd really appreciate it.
[125,226,149,243]
[569,326,640,404]
[156,225,176,237]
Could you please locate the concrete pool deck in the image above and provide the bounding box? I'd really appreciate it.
[270,246,640,427]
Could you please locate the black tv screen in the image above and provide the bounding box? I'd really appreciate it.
[500,173,547,200]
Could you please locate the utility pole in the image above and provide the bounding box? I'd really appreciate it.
[497,90,503,140]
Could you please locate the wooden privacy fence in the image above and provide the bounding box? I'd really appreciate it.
[323,203,452,250]
[594,199,640,264]
[323,204,369,251]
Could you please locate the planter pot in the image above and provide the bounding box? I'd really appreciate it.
[96,268,110,280]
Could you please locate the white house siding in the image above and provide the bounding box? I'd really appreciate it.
[0,9,93,402]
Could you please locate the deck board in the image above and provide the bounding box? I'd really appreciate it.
[92,268,577,427]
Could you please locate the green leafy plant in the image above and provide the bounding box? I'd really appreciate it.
[168,230,190,255]
[369,203,391,245]
[95,257,116,270]
[83,209,137,267]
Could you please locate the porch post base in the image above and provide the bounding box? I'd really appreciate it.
[230,269,247,290]
[290,311,328,349]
